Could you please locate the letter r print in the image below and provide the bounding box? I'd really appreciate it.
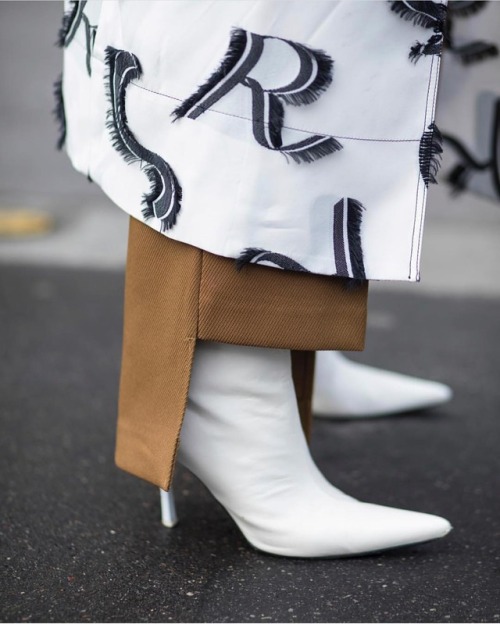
[172,28,342,164]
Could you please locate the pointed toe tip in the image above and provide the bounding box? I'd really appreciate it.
[433,383,453,404]
[417,514,453,543]
[437,517,453,537]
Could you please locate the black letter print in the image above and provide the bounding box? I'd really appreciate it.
[54,0,95,150]
[236,248,310,272]
[389,1,448,63]
[419,122,443,187]
[236,198,366,279]
[57,0,97,76]
[332,198,366,279]
[53,75,66,150]
[105,47,182,231]
[173,28,342,164]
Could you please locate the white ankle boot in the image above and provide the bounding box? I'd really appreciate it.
[313,351,453,418]
[163,341,451,558]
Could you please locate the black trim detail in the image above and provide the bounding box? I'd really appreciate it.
[419,122,443,186]
[236,199,365,279]
[346,199,366,281]
[104,46,182,231]
[53,74,66,151]
[409,33,444,62]
[57,0,97,76]
[389,1,448,63]
[82,16,97,75]
[389,1,447,29]
[333,198,366,280]
[172,28,250,121]
[173,28,340,165]
[57,0,87,48]
[245,77,342,164]
[236,248,310,272]
[268,40,334,108]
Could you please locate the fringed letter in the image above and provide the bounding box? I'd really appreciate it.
[332,198,366,280]
[105,47,182,231]
[57,0,97,76]
[173,28,341,165]
[236,249,310,272]
[57,0,86,48]
[419,122,443,186]
[389,1,448,63]
[53,74,66,151]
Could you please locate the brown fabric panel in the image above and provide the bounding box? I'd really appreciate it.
[116,217,368,490]
[291,351,316,442]
[198,251,368,351]
[115,218,202,491]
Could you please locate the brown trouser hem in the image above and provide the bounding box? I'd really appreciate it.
[116,217,368,490]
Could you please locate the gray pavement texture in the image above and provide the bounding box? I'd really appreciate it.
[1,265,500,623]
[1,2,500,623]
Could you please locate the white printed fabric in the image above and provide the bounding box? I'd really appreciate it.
[59,0,450,281]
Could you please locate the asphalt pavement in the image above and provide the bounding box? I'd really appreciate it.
[1,265,500,623]
[1,3,500,623]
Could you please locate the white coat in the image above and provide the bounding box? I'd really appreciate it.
[58,0,450,281]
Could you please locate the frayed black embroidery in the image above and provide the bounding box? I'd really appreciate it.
[57,0,96,76]
[57,0,86,48]
[53,74,66,150]
[245,76,342,164]
[283,136,343,165]
[448,1,487,17]
[267,96,285,149]
[173,27,340,165]
[104,46,182,231]
[346,199,366,280]
[389,1,447,29]
[172,28,334,119]
[419,122,443,186]
[389,1,447,62]
[271,43,333,108]
[332,198,366,280]
[172,28,249,121]
[409,33,444,62]
[236,248,310,272]
[83,19,97,75]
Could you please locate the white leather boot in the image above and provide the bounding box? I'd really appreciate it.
[313,351,452,418]
[166,341,451,558]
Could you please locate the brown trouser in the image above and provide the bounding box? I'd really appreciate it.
[116,217,368,490]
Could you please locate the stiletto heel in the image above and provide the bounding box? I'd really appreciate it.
[160,488,178,528]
